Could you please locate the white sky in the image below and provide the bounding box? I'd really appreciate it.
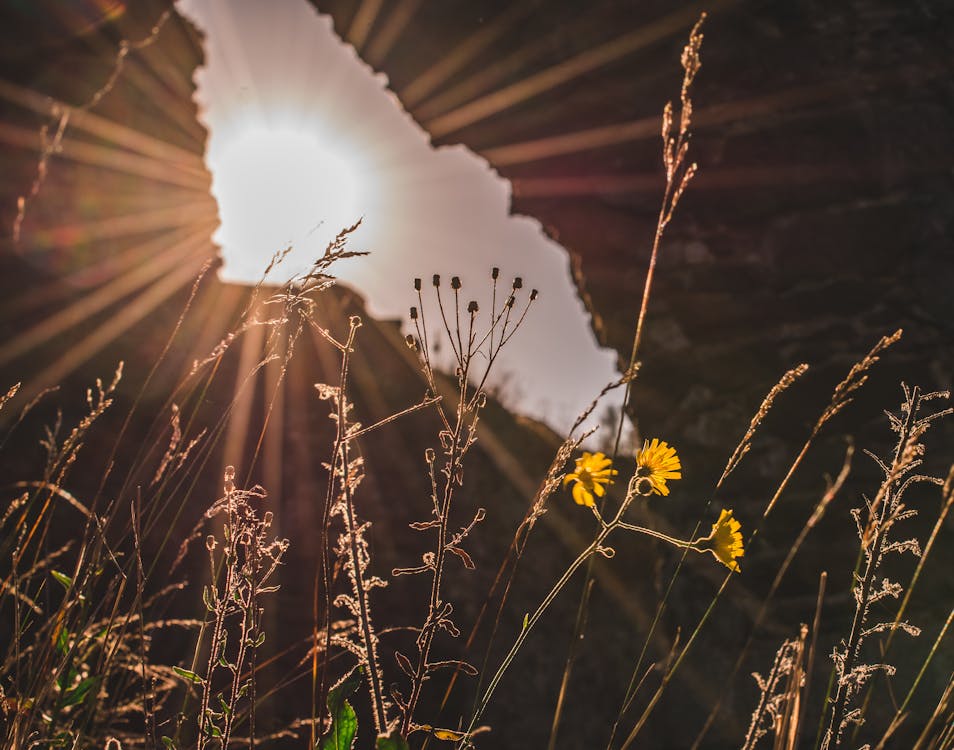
[176,0,628,440]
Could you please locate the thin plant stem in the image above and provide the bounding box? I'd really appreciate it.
[875,608,954,750]
[462,485,696,741]
[691,443,853,747]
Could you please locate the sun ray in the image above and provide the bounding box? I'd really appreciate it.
[281,335,326,538]
[363,0,423,67]
[399,0,537,109]
[260,331,286,510]
[4,255,210,414]
[424,0,730,138]
[511,163,867,199]
[410,2,627,123]
[129,21,209,105]
[346,0,385,53]
[0,221,213,319]
[482,79,851,166]
[57,135,211,190]
[30,200,216,248]
[0,78,207,171]
[0,119,211,190]
[0,225,214,368]
[220,300,267,473]
[174,282,245,385]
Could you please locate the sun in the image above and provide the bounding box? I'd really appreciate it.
[210,125,362,283]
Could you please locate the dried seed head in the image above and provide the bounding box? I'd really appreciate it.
[451,276,461,290]
[349,315,362,328]
[506,295,516,308]
[405,334,417,350]
[467,300,479,313]
[414,277,421,291]
[492,267,500,279]
[513,277,523,290]
[530,289,539,301]
[432,274,441,287]
[410,306,418,320]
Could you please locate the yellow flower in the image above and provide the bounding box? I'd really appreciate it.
[635,438,681,496]
[563,451,617,508]
[704,508,744,573]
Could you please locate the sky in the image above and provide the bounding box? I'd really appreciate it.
[175,0,628,440]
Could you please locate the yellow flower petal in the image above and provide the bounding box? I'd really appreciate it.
[566,452,616,508]
[572,481,593,507]
[708,508,744,573]
[635,439,682,496]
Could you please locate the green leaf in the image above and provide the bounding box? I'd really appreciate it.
[160,736,176,750]
[51,570,73,589]
[375,731,410,750]
[54,625,70,655]
[173,666,204,685]
[61,676,98,708]
[318,668,362,750]
[319,700,356,750]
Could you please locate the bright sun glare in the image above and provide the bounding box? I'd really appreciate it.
[212,127,361,283]
[177,0,629,440]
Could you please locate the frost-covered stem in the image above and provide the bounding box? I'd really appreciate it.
[340,436,388,734]
[742,649,787,750]
[852,462,954,738]
[198,503,234,750]
[401,370,470,736]
[221,584,252,750]
[334,319,389,735]
[823,388,919,749]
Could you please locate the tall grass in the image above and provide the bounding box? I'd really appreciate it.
[1,16,951,750]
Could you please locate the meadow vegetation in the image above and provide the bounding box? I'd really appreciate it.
[0,16,951,750]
